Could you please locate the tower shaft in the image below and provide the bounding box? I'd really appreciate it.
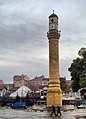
[47,12,62,107]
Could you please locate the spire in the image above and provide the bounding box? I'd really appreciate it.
[53,10,54,14]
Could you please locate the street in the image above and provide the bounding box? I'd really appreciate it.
[0,107,86,119]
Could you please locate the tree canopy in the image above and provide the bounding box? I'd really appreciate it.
[68,47,86,92]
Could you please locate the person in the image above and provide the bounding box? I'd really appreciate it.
[50,105,57,117]
[57,106,61,116]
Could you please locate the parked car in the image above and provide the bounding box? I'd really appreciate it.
[11,102,26,109]
[77,104,86,109]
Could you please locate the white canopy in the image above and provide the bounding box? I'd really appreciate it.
[10,86,32,97]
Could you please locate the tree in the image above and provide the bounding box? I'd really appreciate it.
[60,77,69,92]
[15,94,20,102]
[80,77,86,88]
[78,48,86,89]
[78,47,86,58]
[68,58,81,91]
[68,47,86,92]
[25,92,33,107]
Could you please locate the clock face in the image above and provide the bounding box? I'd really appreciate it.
[50,23,55,30]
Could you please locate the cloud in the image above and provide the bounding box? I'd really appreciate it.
[0,0,86,83]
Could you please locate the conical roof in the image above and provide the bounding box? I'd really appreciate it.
[49,10,58,18]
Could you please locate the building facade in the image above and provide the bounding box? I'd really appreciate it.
[13,74,29,87]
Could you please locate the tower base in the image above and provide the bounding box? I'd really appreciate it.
[47,79,62,107]
[47,89,62,107]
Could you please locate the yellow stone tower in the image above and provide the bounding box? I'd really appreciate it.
[47,11,62,107]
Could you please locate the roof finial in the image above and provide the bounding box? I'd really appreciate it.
[53,10,54,14]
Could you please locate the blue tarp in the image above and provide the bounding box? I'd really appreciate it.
[11,102,26,109]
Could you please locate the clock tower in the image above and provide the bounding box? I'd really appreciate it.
[47,11,62,107]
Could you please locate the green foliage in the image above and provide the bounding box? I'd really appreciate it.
[80,89,86,96]
[15,94,20,102]
[69,58,83,79]
[80,77,86,88]
[60,77,68,92]
[25,92,33,106]
[72,79,80,92]
[0,97,15,106]
[78,47,86,58]
[68,47,86,92]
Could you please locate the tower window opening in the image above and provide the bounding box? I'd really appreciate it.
[51,19,54,23]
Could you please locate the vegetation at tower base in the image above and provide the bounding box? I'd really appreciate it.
[15,94,20,102]
[25,92,34,106]
[68,47,86,93]
[60,77,69,92]
[0,92,33,107]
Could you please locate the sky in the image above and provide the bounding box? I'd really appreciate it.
[0,0,86,83]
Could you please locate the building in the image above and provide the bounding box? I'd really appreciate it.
[13,74,29,87]
[28,75,48,91]
[0,84,7,97]
[66,80,72,85]
[0,80,4,85]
